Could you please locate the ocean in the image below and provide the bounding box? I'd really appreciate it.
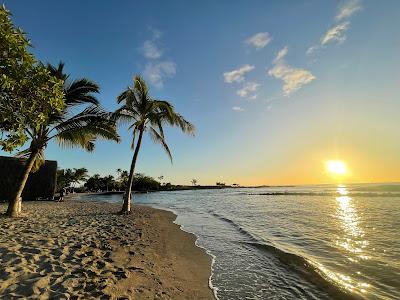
[78,184,400,299]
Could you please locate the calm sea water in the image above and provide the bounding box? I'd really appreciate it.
[78,184,400,299]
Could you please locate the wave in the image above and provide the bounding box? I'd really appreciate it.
[212,212,361,300]
[211,212,260,242]
[245,241,362,299]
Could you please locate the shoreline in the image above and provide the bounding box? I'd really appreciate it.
[0,200,215,299]
[144,203,220,300]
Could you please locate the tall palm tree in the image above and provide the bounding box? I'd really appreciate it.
[114,75,195,213]
[6,62,120,217]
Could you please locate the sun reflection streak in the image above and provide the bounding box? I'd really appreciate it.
[311,261,371,294]
[335,188,366,255]
[321,186,372,295]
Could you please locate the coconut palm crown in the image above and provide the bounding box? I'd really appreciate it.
[6,62,120,217]
[113,75,195,213]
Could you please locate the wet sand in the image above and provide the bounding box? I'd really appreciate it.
[0,200,214,299]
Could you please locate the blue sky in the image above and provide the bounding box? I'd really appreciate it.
[2,0,400,185]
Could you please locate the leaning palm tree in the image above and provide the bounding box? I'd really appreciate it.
[114,75,195,213]
[6,62,120,217]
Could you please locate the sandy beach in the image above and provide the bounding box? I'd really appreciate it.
[0,200,214,299]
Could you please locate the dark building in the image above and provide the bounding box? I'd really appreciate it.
[0,156,57,201]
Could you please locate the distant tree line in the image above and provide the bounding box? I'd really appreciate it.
[56,168,171,192]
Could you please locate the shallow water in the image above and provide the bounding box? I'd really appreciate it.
[79,184,400,299]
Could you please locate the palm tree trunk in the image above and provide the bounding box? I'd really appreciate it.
[121,128,144,213]
[6,148,39,217]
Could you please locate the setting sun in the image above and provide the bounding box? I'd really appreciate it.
[326,160,347,175]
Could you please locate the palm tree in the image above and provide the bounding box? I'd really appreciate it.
[118,170,129,190]
[103,175,115,192]
[6,62,120,217]
[113,75,195,213]
[71,167,89,192]
[191,179,198,186]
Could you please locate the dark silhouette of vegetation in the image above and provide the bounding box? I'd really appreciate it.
[56,169,74,191]
[113,76,195,213]
[83,172,161,192]
[70,168,89,192]
[57,168,89,192]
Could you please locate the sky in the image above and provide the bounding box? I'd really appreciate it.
[2,0,400,185]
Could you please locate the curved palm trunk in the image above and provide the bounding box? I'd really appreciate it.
[121,128,144,213]
[6,148,39,217]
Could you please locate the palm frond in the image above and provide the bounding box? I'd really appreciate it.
[134,75,149,100]
[47,62,99,107]
[55,130,96,152]
[171,113,196,135]
[46,62,69,81]
[64,78,100,106]
[148,126,172,162]
[112,106,140,125]
[52,105,120,148]
[54,105,113,133]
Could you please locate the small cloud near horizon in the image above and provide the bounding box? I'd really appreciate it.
[245,32,272,50]
[223,64,255,83]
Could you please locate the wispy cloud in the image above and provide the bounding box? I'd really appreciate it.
[273,46,288,63]
[248,94,258,100]
[141,29,175,88]
[142,29,163,59]
[143,40,162,59]
[237,82,260,99]
[232,106,244,112]
[223,64,255,83]
[269,47,315,96]
[306,45,319,56]
[320,22,350,45]
[336,0,362,21]
[306,0,362,56]
[245,32,272,49]
[143,61,176,89]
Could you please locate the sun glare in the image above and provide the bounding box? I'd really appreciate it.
[326,160,347,175]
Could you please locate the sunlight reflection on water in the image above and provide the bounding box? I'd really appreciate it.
[315,186,372,295]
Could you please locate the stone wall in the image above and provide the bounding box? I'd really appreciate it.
[0,156,57,201]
